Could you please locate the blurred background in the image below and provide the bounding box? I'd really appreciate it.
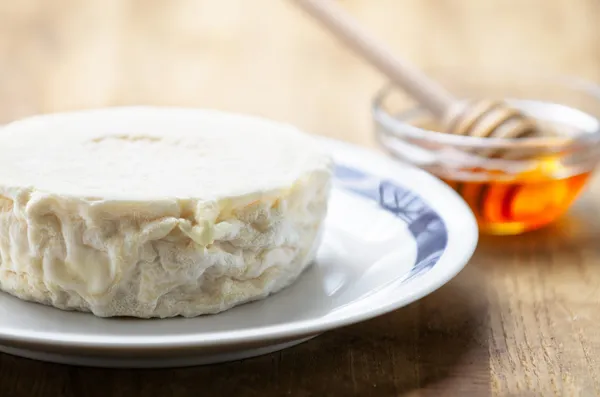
[0,0,598,146]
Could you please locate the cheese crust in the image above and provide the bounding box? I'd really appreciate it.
[0,108,332,318]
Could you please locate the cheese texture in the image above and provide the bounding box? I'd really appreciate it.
[0,107,332,318]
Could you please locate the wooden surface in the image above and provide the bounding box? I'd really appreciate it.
[0,1,599,396]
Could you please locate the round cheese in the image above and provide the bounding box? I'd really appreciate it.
[0,107,332,318]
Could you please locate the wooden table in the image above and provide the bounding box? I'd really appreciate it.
[0,1,599,395]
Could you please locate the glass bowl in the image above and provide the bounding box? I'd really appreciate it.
[372,75,600,235]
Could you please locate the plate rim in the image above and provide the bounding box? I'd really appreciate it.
[0,137,478,351]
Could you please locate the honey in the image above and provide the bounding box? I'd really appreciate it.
[374,81,600,235]
[440,168,590,235]
[409,119,593,235]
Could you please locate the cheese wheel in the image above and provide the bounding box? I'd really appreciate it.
[0,107,332,318]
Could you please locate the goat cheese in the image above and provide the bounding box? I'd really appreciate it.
[0,107,332,318]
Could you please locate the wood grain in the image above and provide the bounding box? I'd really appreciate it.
[0,1,598,396]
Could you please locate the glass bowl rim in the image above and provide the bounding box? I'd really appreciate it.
[372,76,600,151]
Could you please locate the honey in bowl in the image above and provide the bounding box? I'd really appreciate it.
[373,79,600,235]
[414,119,595,235]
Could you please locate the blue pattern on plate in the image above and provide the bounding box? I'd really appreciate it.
[334,164,447,280]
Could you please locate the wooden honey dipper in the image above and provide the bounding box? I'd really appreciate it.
[291,0,540,143]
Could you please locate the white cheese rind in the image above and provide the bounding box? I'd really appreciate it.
[0,108,332,318]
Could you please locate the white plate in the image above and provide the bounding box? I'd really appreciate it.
[0,138,478,368]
